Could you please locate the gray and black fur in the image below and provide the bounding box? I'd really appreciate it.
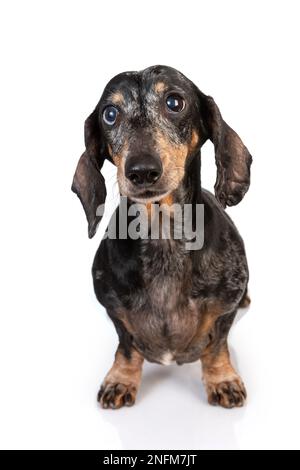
[72,65,252,409]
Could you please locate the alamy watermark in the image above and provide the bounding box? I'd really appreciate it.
[96,196,204,251]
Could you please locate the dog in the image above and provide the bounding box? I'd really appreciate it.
[72,65,252,409]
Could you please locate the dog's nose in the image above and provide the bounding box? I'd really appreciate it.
[125,156,162,187]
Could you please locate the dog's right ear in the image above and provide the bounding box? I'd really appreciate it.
[71,106,108,238]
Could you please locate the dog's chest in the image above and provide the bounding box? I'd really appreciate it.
[122,239,209,364]
[141,239,191,309]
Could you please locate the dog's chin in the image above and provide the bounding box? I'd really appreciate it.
[125,189,170,204]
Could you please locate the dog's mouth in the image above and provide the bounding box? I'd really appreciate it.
[125,188,169,203]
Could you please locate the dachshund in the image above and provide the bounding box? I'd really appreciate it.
[72,65,252,409]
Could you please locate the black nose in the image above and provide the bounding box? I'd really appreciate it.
[125,156,162,187]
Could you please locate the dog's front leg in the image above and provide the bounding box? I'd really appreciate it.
[97,345,144,409]
[200,311,247,409]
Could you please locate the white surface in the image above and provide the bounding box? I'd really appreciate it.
[1,0,300,450]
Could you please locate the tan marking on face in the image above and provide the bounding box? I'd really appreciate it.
[107,144,113,157]
[154,81,167,93]
[112,140,128,167]
[115,128,198,199]
[110,91,125,106]
[189,129,199,152]
[155,130,188,190]
[111,142,131,195]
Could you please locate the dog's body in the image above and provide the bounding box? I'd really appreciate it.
[93,189,249,367]
[72,66,252,409]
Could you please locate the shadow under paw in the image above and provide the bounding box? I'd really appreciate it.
[97,382,137,409]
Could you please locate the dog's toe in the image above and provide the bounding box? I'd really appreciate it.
[97,382,137,409]
[206,378,247,409]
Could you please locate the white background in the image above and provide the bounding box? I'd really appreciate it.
[0,0,300,450]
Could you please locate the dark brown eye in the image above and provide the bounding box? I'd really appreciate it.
[166,94,185,113]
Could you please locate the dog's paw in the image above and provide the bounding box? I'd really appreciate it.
[206,378,247,409]
[97,382,137,409]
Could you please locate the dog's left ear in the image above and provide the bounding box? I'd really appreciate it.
[199,91,253,207]
[72,106,108,238]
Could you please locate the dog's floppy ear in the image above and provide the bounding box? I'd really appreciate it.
[72,106,107,238]
[199,91,252,207]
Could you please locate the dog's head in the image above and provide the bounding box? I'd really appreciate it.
[72,65,252,237]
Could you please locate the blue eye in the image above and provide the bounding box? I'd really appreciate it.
[166,94,185,113]
[103,106,118,125]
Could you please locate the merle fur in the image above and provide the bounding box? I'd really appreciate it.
[72,65,252,366]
